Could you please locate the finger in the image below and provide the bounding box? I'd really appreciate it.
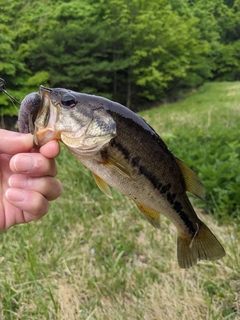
[5,188,50,218]
[9,153,58,177]
[39,140,60,159]
[0,130,33,154]
[8,174,62,201]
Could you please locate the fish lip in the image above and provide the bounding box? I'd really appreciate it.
[39,85,53,94]
[33,86,61,146]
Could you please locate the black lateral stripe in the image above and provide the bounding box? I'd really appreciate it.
[110,141,196,235]
[172,200,195,234]
[136,162,195,234]
[111,140,130,160]
[131,156,141,167]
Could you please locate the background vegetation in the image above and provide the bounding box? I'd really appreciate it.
[0,1,240,317]
[0,82,239,319]
[141,82,240,221]
[1,0,240,114]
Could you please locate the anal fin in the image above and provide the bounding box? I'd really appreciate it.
[92,173,113,199]
[134,201,160,228]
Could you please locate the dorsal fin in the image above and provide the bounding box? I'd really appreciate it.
[175,157,205,200]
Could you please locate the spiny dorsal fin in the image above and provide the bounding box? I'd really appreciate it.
[175,157,205,200]
[92,173,113,199]
[134,201,160,228]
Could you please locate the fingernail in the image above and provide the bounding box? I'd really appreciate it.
[6,189,25,202]
[8,175,27,188]
[14,155,34,172]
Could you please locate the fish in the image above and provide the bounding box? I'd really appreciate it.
[18,85,226,268]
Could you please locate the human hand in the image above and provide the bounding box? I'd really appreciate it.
[0,129,62,230]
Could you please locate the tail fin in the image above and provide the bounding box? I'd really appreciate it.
[177,222,225,268]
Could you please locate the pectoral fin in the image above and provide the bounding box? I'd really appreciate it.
[134,201,160,228]
[101,151,132,180]
[92,173,113,199]
[106,160,132,179]
[175,157,205,200]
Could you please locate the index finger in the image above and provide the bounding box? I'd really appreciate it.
[9,153,58,177]
[0,130,33,154]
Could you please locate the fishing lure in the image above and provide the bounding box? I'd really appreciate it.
[0,77,20,105]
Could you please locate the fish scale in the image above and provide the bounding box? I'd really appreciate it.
[18,86,226,268]
[97,114,197,233]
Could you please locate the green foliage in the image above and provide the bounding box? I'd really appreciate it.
[0,0,240,115]
[129,1,203,101]
[214,41,240,80]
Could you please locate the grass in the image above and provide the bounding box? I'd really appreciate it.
[0,82,240,319]
[141,82,240,220]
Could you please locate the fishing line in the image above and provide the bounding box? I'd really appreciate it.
[0,77,21,106]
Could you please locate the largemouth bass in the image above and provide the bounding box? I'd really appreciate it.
[19,86,225,268]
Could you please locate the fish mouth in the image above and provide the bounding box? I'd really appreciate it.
[34,86,61,146]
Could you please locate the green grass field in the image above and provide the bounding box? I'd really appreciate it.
[0,82,240,319]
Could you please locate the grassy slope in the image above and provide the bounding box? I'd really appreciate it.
[0,82,239,319]
[141,82,240,220]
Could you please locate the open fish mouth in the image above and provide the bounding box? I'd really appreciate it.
[33,86,62,146]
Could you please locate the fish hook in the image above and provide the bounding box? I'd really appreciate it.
[0,77,21,105]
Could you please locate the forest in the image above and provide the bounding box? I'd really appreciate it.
[0,0,240,115]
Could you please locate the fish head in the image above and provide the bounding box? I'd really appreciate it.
[30,86,117,155]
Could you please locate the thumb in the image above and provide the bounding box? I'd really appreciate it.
[0,129,34,154]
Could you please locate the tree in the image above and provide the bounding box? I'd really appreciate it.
[1,0,240,114]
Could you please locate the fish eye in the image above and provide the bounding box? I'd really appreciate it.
[61,94,77,108]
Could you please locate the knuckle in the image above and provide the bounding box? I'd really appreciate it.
[32,196,49,216]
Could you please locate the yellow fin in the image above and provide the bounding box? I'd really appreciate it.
[175,157,205,200]
[134,201,160,228]
[177,222,226,268]
[92,173,113,199]
[103,155,132,180]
